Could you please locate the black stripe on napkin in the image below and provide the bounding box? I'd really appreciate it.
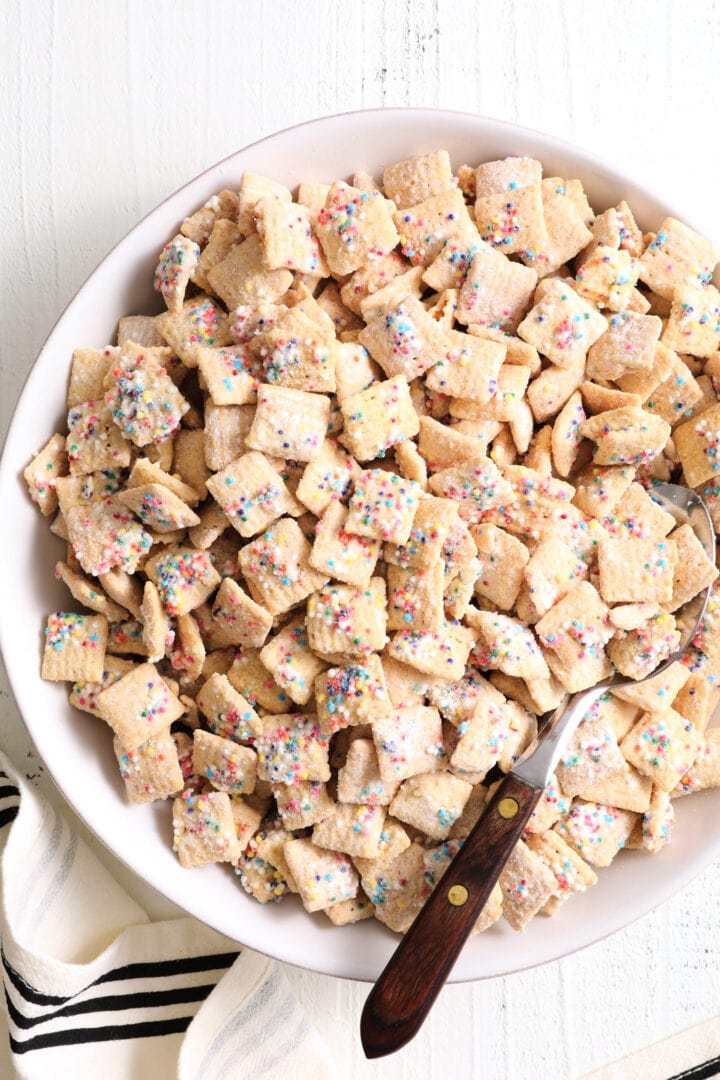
[2,949,239,1007]
[0,806,19,829]
[5,981,216,1029]
[668,1053,720,1079]
[94,952,240,985]
[0,785,21,801]
[2,953,68,1006]
[9,1015,194,1054]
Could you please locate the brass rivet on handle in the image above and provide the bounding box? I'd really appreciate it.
[498,797,519,819]
[448,884,469,906]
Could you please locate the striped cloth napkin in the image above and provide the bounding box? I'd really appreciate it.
[2,743,719,1080]
[0,751,333,1079]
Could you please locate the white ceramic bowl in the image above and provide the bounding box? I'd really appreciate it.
[1,108,719,983]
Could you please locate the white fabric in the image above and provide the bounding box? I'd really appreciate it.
[0,751,332,1079]
[1,745,718,1080]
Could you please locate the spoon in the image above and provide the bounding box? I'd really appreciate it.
[361,482,716,1059]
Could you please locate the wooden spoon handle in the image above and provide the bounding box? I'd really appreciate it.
[360,772,542,1059]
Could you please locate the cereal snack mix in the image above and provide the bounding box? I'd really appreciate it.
[27,145,720,946]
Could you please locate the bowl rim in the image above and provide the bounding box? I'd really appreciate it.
[2,106,719,984]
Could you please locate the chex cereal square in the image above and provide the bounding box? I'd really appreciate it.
[389,772,472,841]
[579,405,670,467]
[66,498,152,576]
[316,183,399,276]
[383,150,454,210]
[515,535,587,624]
[384,495,458,569]
[259,306,336,393]
[517,281,608,367]
[637,217,719,299]
[372,705,444,784]
[315,654,391,734]
[246,385,330,462]
[674,403,720,488]
[192,729,257,795]
[642,352,704,428]
[361,842,428,933]
[621,708,703,792]
[597,536,677,603]
[192,218,242,293]
[156,294,231,367]
[117,483,199,533]
[472,523,530,611]
[114,729,183,805]
[260,616,326,706]
[209,577,273,648]
[96,662,185,748]
[154,234,199,313]
[586,311,662,382]
[469,611,550,681]
[393,187,478,268]
[256,198,320,274]
[41,612,107,682]
[346,468,420,544]
[476,183,547,260]
[667,522,718,611]
[387,560,446,632]
[273,780,335,829]
[456,243,538,332]
[203,402,255,472]
[309,501,381,587]
[387,622,475,678]
[607,612,680,680]
[172,791,241,868]
[238,517,329,614]
[67,348,117,409]
[340,374,419,462]
[312,802,387,860]
[526,178,593,275]
[574,245,638,311]
[195,344,259,406]
[306,578,388,658]
[535,581,613,692]
[104,342,188,447]
[425,329,505,403]
[428,454,515,522]
[237,170,291,232]
[284,838,359,913]
[337,738,398,804]
[553,799,637,868]
[207,234,293,310]
[68,655,135,716]
[498,839,558,931]
[255,713,330,785]
[295,438,359,514]
[359,295,450,382]
[66,400,132,476]
[206,450,300,538]
[555,712,626,797]
[24,434,69,516]
[144,546,221,616]
[662,283,720,358]
[196,672,264,742]
[527,830,597,915]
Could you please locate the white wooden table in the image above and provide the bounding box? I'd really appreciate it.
[3,2,720,1076]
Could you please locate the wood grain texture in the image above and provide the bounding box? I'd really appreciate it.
[362,775,542,1059]
[2,3,720,1078]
